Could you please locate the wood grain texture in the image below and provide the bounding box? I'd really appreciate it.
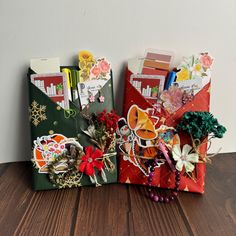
[14,188,80,236]
[73,184,130,236]
[0,162,35,236]
[0,153,236,236]
[178,153,236,236]
[128,186,192,236]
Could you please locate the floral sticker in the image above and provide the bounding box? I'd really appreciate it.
[98,95,105,103]
[89,58,111,80]
[78,51,96,82]
[160,85,184,114]
[32,134,82,173]
[176,53,213,82]
[89,95,95,103]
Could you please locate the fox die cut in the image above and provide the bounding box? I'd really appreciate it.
[117,105,171,175]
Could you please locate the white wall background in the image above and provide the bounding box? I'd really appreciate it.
[0,0,235,163]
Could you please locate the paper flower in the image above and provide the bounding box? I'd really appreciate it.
[98,59,110,73]
[199,53,213,69]
[90,65,101,77]
[172,144,199,173]
[89,95,95,103]
[176,68,190,81]
[160,85,184,114]
[78,146,104,176]
[98,95,105,103]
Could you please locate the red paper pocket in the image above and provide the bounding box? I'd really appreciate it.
[119,68,210,193]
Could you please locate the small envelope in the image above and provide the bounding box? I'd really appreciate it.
[119,68,210,193]
[28,68,117,190]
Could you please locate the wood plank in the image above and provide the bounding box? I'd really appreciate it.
[0,162,81,236]
[0,153,236,236]
[13,187,80,236]
[178,153,236,236]
[73,184,130,236]
[0,162,35,236]
[0,162,8,177]
[128,185,192,236]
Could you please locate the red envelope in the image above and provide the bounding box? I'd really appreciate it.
[119,68,210,193]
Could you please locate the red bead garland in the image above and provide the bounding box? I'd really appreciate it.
[147,157,180,203]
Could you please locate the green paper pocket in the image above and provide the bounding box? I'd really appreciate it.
[28,68,117,190]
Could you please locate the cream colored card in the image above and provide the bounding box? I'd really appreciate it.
[30,57,60,74]
[128,57,143,74]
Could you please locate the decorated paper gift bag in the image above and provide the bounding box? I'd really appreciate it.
[28,53,119,190]
[117,53,225,194]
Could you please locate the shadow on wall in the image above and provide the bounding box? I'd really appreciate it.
[14,65,32,162]
[114,62,126,116]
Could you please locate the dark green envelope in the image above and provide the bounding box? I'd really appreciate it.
[28,68,118,190]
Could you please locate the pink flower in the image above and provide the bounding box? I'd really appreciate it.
[99,95,105,103]
[91,65,101,77]
[98,59,110,73]
[160,85,184,114]
[89,95,95,103]
[199,53,213,68]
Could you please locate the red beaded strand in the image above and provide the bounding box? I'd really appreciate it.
[147,157,180,203]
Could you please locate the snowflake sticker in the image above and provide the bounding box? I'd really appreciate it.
[29,100,47,126]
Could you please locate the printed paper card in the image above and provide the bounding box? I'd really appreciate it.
[176,53,213,87]
[173,77,203,95]
[130,74,165,105]
[31,73,69,109]
[142,49,174,72]
[30,57,60,74]
[78,54,112,109]
[78,80,108,109]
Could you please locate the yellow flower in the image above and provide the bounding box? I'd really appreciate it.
[78,50,94,62]
[176,68,190,81]
[194,64,201,72]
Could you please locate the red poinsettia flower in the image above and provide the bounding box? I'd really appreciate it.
[78,146,104,176]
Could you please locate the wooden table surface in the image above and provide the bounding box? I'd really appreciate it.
[0,153,236,236]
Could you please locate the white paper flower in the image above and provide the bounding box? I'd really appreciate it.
[172,144,199,173]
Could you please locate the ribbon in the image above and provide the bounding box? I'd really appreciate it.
[190,134,222,163]
[158,142,176,172]
[97,152,117,172]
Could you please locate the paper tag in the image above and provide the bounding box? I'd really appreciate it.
[30,57,60,74]
[78,80,108,109]
[173,77,203,95]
